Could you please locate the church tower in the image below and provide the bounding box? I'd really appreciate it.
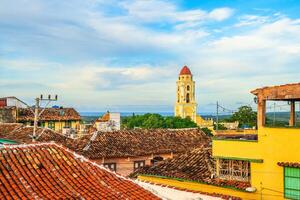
[174,66,197,122]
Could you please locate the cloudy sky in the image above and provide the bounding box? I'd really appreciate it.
[1,0,300,113]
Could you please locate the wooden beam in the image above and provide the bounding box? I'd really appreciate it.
[290,101,296,126]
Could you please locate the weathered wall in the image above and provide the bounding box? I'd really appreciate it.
[95,153,174,177]
[0,107,16,123]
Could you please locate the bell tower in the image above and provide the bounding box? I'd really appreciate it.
[174,66,197,122]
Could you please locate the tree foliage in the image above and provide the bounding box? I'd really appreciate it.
[229,106,257,128]
[122,113,198,129]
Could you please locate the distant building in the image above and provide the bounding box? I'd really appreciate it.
[0,142,159,199]
[94,111,121,131]
[174,66,213,128]
[0,96,27,108]
[220,121,239,130]
[0,99,81,132]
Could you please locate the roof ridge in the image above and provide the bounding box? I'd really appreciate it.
[2,142,132,182]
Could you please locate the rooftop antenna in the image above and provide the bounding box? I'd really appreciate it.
[32,95,58,142]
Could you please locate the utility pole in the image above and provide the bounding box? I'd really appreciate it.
[32,97,40,142]
[216,101,219,131]
[32,94,58,142]
[273,102,276,126]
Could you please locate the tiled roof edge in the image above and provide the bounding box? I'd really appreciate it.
[2,142,130,181]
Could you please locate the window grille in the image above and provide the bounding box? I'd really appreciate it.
[219,159,250,182]
[284,167,300,199]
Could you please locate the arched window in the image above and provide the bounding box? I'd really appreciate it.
[187,85,190,91]
[186,93,190,103]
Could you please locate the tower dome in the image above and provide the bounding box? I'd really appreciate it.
[179,65,192,75]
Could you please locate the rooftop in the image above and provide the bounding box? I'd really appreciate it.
[0,123,66,144]
[0,143,160,199]
[251,82,300,101]
[179,65,192,76]
[0,124,210,159]
[131,145,251,191]
[16,107,81,121]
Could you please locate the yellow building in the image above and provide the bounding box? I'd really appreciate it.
[16,107,81,132]
[174,66,213,128]
[213,83,300,199]
[138,83,300,199]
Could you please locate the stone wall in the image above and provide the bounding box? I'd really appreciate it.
[0,107,17,123]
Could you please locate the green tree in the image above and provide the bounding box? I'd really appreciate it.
[201,127,213,137]
[214,123,227,130]
[142,114,164,129]
[121,113,198,129]
[230,106,257,128]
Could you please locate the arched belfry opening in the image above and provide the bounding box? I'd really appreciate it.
[186,93,190,103]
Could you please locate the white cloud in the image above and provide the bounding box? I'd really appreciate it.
[120,0,233,25]
[208,7,234,21]
[1,0,300,112]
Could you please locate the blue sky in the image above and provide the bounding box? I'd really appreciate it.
[1,0,300,113]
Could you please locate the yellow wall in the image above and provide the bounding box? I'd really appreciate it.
[137,175,260,199]
[175,74,197,122]
[42,120,80,131]
[213,127,300,199]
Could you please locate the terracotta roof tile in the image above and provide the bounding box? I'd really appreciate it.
[75,128,210,158]
[131,145,251,191]
[0,124,210,159]
[0,123,67,144]
[0,143,160,199]
[17,107,81,121]
[278,162,300,168]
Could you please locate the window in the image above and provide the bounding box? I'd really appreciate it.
[218,159,250,182]
[284,167,300,199]
[187,85,190,91]
[134,160,145,171]
[186,93,190,103]
[48,121,55,130]
[103,163,117,172]
[65,121,71,128]
[38,121,45,127]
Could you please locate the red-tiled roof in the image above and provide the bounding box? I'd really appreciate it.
[75,128,210,159]
[179,65,192,75]
[131,145,251,191]
[130,145,214,181]
[0,123,67,144]
[0,143,160,199]
[17,107,81,121]
[0,124,210,159]
[95,112,110,122]
[251,82,300,94]
[251,82,300,100]
[278,162,300,168]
